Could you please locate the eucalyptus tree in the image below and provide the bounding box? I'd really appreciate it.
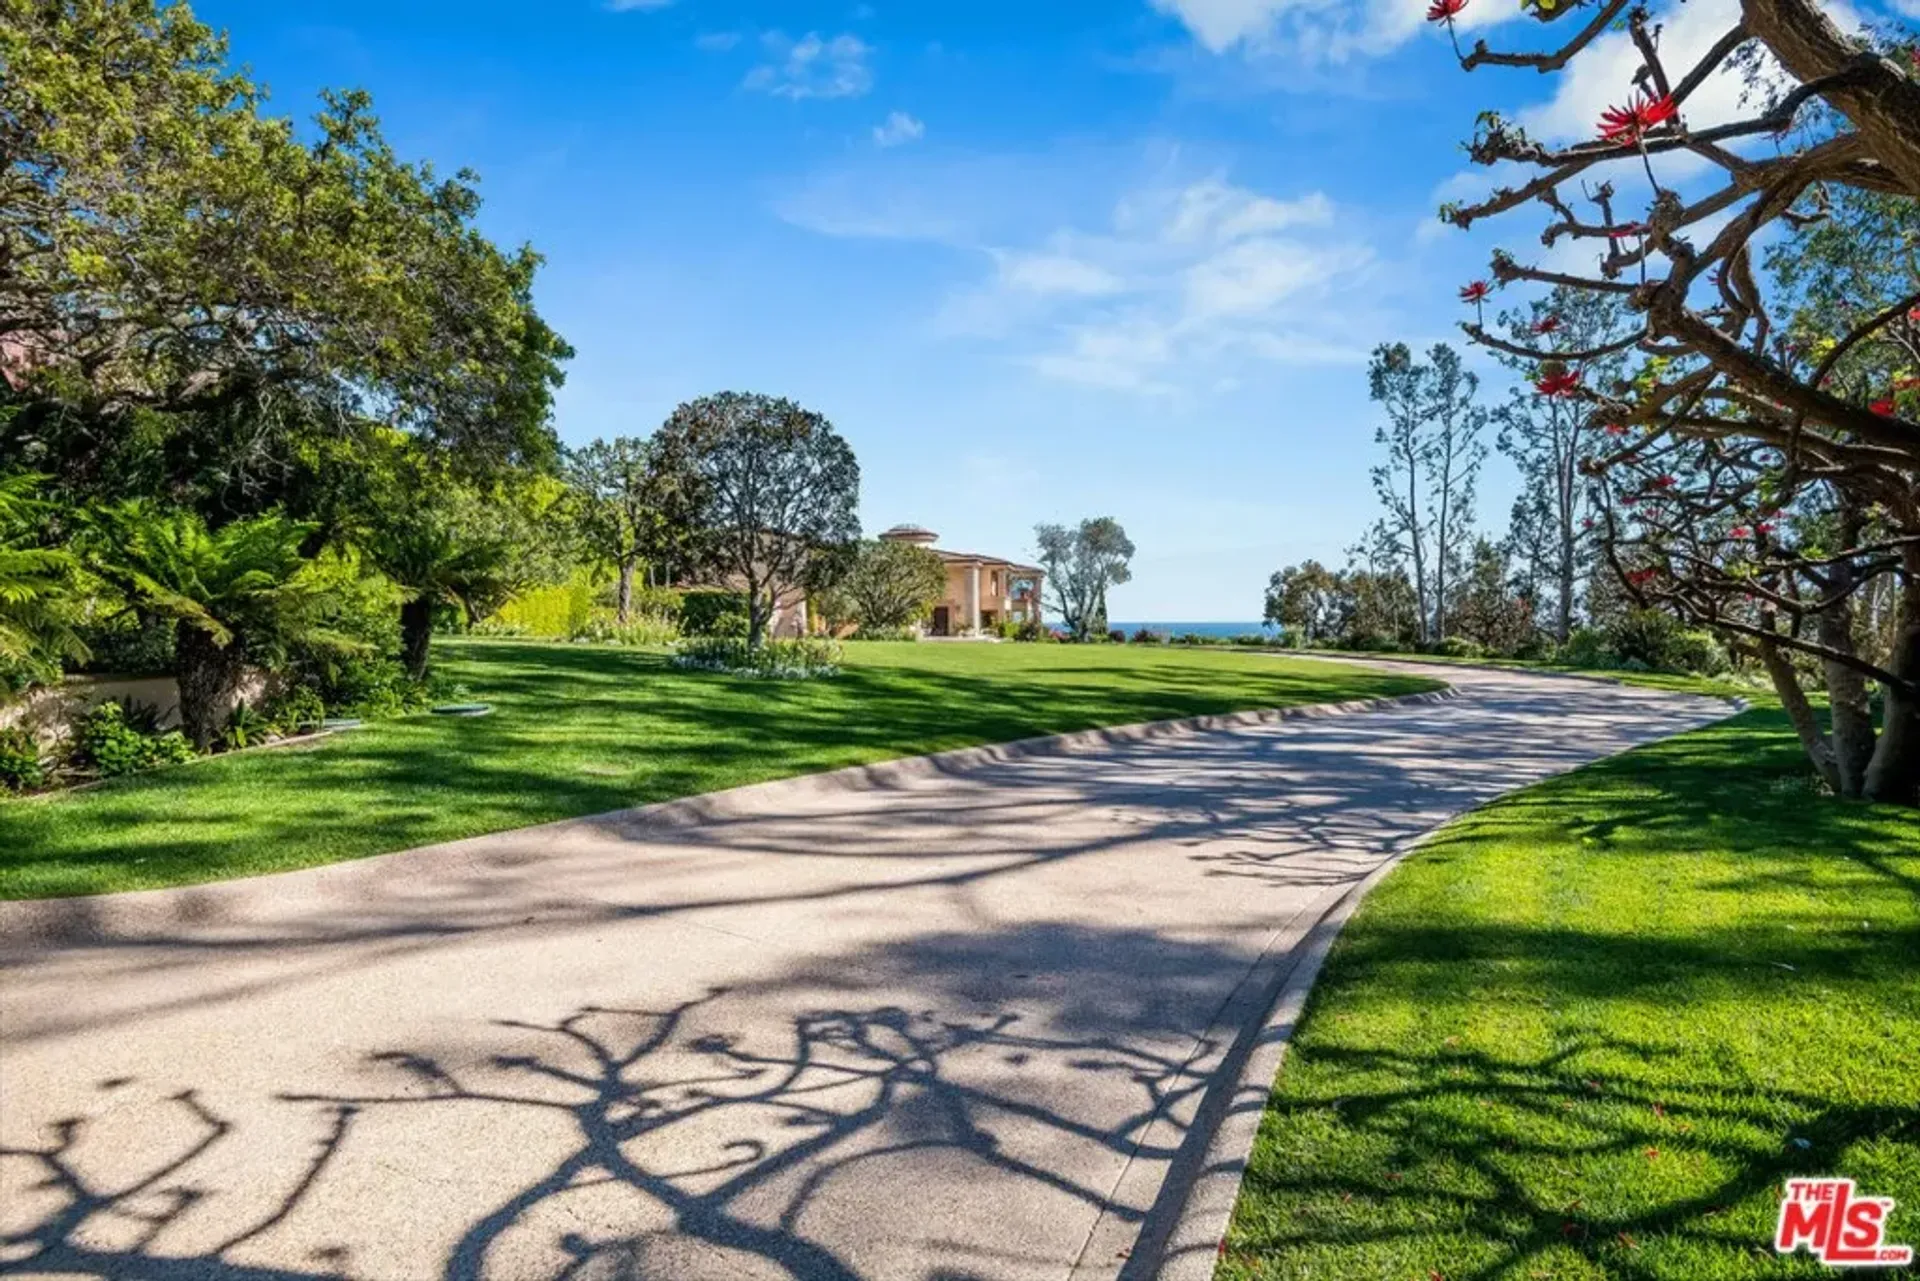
[1035,518,1135,642]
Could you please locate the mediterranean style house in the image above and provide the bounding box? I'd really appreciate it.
[877,525,1045,637]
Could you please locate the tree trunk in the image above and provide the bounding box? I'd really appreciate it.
[1759,638,1842,795]
[616,561,635,626]
[1817,601,1876,798]
[401,597,435,681]
[175,627,246,752]
[1864,573,1920,806]
[747,583,770,650]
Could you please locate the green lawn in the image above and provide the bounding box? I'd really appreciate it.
[0,639,1437,899]
[1220,708,1920,1281]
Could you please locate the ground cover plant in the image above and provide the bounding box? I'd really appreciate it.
[1219,707,1920,1280]
[0,640,1437,899]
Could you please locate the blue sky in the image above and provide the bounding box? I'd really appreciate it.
[196,0,1894,618]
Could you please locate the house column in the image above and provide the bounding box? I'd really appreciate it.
[966,564,981,634]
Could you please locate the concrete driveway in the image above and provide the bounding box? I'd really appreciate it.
[0,662,1731,1281]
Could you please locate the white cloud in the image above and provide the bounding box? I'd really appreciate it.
[1150,0,1514,63]
[872,111,925,147]
[745,31,874,100]
[995,251,1127,297]
[964,176,1376,394]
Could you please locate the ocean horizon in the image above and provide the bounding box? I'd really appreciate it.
[1107,621,1277,638]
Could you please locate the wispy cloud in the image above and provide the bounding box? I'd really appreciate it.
[1148,0,1512,63]
[872,111,925,148]
[745,31,874,100]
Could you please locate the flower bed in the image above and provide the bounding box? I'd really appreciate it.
[671,637,843,680]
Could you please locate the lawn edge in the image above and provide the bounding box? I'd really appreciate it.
[0,683,1458,939]
[1126,694,1752,1281]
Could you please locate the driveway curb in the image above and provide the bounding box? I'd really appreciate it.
[0,684,1459,946]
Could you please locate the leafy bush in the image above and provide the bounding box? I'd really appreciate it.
[1015,618,1048,643]
[680,590,751,639]
[673,637,843,679]
[0,727,47,792]
[266,686,327,735]
[1131,628,1164,645]
[491,572,597,639]
[1107,629,1127,644]
[1666,629,1730,676]
[76,701,196,778]
[222,703,272,750]
[1232,633,1274,648]
[318,654,432,719]
[852,625,919,642]
[1436,636,1485,659]
[570,613,680,647]
[468,618,529,638]
[1557,627,1611,669]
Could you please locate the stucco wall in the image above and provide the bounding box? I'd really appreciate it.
[0,673,268,745]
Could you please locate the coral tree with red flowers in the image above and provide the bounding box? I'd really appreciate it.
[1428,0,1920,804]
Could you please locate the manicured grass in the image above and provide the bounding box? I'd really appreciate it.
[1220,709,1920,1280]
[0,639,1438,899]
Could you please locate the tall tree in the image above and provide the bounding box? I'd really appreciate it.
[0,0,570,508]
[1369,344,1433,644]
[1424,344,1488,642]
[1492,289,1628,641]
[837,538,948,633]
[1368,343,1485,642]
[654,393,860,649]
[1264,560,1343,647]
[1432,0,1920,802]
[1034,518,1135,642]
[566,437,666,624]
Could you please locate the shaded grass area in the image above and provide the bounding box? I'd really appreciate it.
[1220,710,1920,1281]
[0,639,1437,899]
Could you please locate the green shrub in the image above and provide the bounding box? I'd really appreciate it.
[469,619,529,638]
[1436,636,1485,659]
[319,655,431,719]
[852,625,919,642]
[493,571,597,639]
[1131,628,1164,645]
[221,703,272,751]
[680,591,751,638]
[0,727,47,792]
[76,702,197,777]
[1015,617,1048,643]
[673,637,843,679]
[1557,627,1612,669]
[266,686,327,735]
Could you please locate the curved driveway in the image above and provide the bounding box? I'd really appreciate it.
[0,662,1730,1281]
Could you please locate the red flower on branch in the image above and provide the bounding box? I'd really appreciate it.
[1871,399,1897,416]
[1607,222,1649,238]
[1653,474,1677,488]
[1535,369,1582,398]
[1756,521,1777,535]
[1603,423,1628,436]
[1896,376,1920,391]
[1426,0,1469,21]
[1533,315,1561,335]
[1627,568,1659,586]
[1460,280,1492,304]
[1729,526,1751,540]
[1598,93,1678,144]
